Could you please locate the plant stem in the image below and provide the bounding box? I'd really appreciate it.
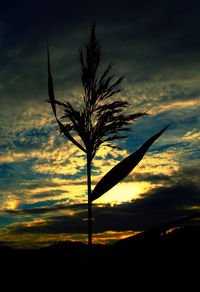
[87,155,92,248]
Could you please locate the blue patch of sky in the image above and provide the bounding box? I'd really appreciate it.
[180,114,200,129]
[0,163,20,179]
[106,152,124,161]
[0,212,41,228]
[59,172,85,181]
[91,165,101,173]
[0,215,16,227]
[187,152,200,161]
[13,128,50,148]
[0,160,49,182]
[19,198,67,210]
[182,145,200,160]
[27,128,48,138]
[128,105,198,141]
[149,143,181,153]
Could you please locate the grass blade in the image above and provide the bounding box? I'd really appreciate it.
[91,125,170,202]
[47,44,86,153]
[47,44,57,117]
[57,120,86,153]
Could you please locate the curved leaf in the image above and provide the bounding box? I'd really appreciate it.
[47,45,86,153]
[47,46,57,118]
[91,125,170,202]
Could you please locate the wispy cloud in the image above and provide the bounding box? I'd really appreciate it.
[182,129,200,141]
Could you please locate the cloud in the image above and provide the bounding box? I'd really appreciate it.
[0,225,139,248]
[1,113,199,214]
[9,211,88,234]
[0,162,199,248]
[92,166,200,232]
[6,202,77,216]
[1,0,200,114]
[3,163,199,236]
[182,129,200,142]
[131,172,171,184]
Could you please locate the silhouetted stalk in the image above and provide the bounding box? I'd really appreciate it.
[87,155,92,247]
[47,24,167,249]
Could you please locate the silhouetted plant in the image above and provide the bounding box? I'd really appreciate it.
[47,24,169,247]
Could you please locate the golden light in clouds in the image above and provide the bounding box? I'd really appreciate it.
[137,151,180,176]
[155,99,198,114]
[2,199,19,210]
[27,146,178,206]
[25,178,153,206]
[26,183,87,204]
[182,129,200,141]
[95,181,152,205]
[8,200,19,210]
[0,131,180,208]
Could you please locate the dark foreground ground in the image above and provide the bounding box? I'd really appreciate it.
[1,226,200,292]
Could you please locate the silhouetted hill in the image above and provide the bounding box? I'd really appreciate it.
[115,223,200,255]
[1,226,200,292]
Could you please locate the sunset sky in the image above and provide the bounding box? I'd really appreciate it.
[0,0,200,248]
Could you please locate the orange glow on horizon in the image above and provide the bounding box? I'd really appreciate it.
[0,228,141,249]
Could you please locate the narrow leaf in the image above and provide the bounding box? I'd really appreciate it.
[91,125,170,202]
[47,45,86,153]
[57,120,86,153]
[47,44,57,118]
